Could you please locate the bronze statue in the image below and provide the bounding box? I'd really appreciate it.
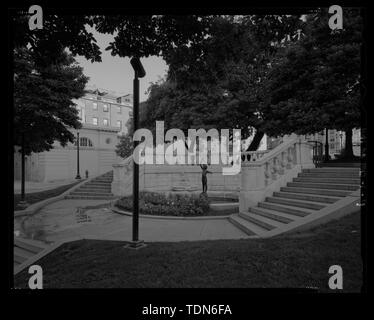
[200,164,212,193]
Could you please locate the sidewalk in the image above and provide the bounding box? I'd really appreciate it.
[16,199,249,243]
[14,179,78,194]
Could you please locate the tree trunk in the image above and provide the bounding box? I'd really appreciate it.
[21,133,25,202]
[324,128,330,162]
[246,131,265,151]
[343,128,354,158]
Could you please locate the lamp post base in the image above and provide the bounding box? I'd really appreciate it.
[75,175,82,180]
[123,240,147,250]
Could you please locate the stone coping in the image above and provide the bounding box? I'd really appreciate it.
[110,203,230,220]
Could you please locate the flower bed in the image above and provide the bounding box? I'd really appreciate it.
[115,192,211,217]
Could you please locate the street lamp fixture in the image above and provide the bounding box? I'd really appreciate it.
[125,57,146,250]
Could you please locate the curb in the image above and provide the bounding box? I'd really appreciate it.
[110,203,230,220]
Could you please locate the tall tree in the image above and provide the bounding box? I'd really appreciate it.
[14,47,88,155]
[135,15,303,149]
[12,11,99,206]
[257,8,362,158]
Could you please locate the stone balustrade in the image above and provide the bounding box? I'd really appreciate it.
[240,150,269,163]
[111,135,314,202]
[239,135,315,211]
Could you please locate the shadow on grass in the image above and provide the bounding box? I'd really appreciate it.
[14,211,362,291]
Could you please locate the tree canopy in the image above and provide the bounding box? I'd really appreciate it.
[132,15,303,149]
[14,47,88,155]
[257,8,362,137]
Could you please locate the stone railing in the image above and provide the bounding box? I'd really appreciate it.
[241,150,269,163]
[239,134,315,211]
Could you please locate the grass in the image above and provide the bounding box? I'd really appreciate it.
[14,181,82,210]
[13,211,362,291]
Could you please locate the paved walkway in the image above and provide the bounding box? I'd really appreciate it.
[15,199,249,243]
[14,179,78,194]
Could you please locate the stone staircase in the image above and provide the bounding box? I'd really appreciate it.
[14,237,49,274]
[65,171,116,200]
[229,166,361,237]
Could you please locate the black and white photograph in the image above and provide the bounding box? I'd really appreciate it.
[9,2,367,301]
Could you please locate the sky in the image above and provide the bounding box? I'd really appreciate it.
[75,30,168,102]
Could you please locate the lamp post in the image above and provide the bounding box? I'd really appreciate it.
[17,132,29,210]
[75,131,81,180]
[339,132,343,152]
[125,56,146,250]
[324,128,329,162]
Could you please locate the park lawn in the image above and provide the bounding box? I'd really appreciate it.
[14,211,362,291]
[14,181,82,210]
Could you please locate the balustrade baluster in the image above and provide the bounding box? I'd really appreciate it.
[264,162,271,185]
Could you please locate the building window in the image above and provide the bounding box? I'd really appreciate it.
[117,106,121,114]
[103,118,109,126]
[93,102,98,110]
[117,120,122,128]
[103,104,109,112]
[92,117,98,125]
[75,137,93,147]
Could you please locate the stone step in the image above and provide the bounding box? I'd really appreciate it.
[88,178,112,182]
[91,179,113,183]
[65,195,117,200]
[319,163,362,167]
[14,238,47,254]
[287,182,360,191]
[228,214,264,236]
[293,177,360,184]
[14,247,35,264]
[249,206,295,224]
[265,197,326,210]
[258,202,312,217]
[14,253,28,264]
[273,191,340,204]
[84,182,112,186]
[78,185,112,190]
[77,189,112,194]
[280,186,351,197]
[239,212,280,230]
[302,168,360,173]
[298,172,359,178]
[69,191,113,196]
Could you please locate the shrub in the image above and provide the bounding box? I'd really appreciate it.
[116,192,210,216]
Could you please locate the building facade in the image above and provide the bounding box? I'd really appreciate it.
[75,89,133,135]
[14,88,133,182]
